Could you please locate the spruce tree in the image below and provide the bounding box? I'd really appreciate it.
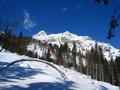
[56,44,63,65]
[114,56,120,85]
[72,42,77,70]
[46,48,51,62]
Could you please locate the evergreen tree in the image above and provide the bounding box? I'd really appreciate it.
[46,48,51,62]
[17,31,24,54]
[78,50,84,73]
[109,58,115,84]
[56,44,63,65]
[18,31,24,41]
[34,52,38,58]
[27,51,34,57]
[72,42,77,70]
[114,56,120,85]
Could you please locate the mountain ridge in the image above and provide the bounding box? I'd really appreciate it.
[32,30,120,60]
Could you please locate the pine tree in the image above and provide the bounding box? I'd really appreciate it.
[34,52,38,58]
[46,48,51,62]
[56,44,63,65]
[17,31,27,55]
[62,43,69,67]
[114,56,120,85]
[77,50,83,72]
[109,58,115,85]
[72,42,77,70]
[18,31,24,41]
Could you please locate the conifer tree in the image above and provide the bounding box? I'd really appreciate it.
[109,58,115,84]
[18,31,24,43]
[46,48,51,62]
[56,44,63,65]
[34,52,38,58]
[114,56,120,85]
[72,42,77,70]
[78,50,84,73]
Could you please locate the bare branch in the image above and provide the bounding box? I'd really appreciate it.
[0,59,69,81]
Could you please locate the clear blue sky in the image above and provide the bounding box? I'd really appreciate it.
[1,0,120,48]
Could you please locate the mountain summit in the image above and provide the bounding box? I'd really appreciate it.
[32,31,120,60]
[33,31,92,44]
[33,30,47,37]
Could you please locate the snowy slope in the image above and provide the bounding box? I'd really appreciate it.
[32,30,120,60]
[0,51,119,90]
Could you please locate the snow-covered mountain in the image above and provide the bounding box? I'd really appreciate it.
[32,30,120,60]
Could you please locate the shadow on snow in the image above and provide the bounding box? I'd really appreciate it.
[0,61,76,90]
[2,81,75,90]
[97,85,109,90]
[0,61,44,83]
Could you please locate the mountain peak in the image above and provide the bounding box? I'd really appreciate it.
[32,31,120,60]
[35,30,47,37]
[62,31,78,37]
[63,31,71,34]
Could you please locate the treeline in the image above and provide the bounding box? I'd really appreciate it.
[0,30,37,58]
[30,40,82,69]
[85,43,120,86]
[30,40,120,86]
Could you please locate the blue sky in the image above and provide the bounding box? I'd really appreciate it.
[1,0,120,48]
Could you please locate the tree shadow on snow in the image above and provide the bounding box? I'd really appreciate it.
[3,81,76,90]
[0,61,76,90]
[0,61,45,83]
[98,85,108,90]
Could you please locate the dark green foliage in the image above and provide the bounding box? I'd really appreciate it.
[72,42,77,70]
[46,48,53,62]
[112,57,120,85]
[56,43,70,67]
[77,57,84,73]
[0,30,33,56]
[27,51,34,57]
[18,31,24,41]
[46,48,50,60]
[0,27,13,51]
[56,44,63,65]
[85,42,120,86]
[34,52,38,58]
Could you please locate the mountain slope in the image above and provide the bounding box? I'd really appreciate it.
[32,30,120,60]
[0,51,119,90]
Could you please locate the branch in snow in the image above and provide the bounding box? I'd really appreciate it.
[0,59,68,81]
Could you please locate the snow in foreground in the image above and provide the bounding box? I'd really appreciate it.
[0,51,119,90]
